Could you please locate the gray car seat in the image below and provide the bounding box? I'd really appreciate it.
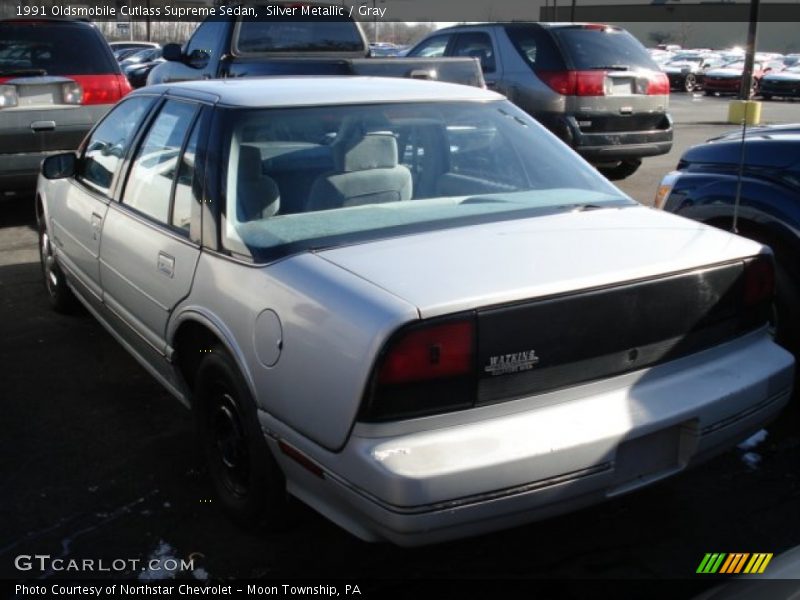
[306,132,412,212]
[237,144,280,221]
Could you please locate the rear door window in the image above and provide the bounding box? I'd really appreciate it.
[504,25,565,70]
[549,26,658,71]
[0,23,115,76]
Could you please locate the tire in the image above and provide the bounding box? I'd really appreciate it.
[598,159,642,181]
[194,346,292,529]
[683,74,697,93]
[704,90,715,96]
[38,218,77,313]
[761,93,772,101]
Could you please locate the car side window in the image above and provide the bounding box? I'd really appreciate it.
[122,100,198,226]
[171,119,201,232]
[78,96,154,194]
[452,32,496,73]
[409,35,451,58]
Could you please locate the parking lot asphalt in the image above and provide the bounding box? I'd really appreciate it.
[1,94,799,585]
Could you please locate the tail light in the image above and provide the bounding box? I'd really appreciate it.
[647,72,670,95]
[0,84,18,108]
[68,74,131,105]
[361,317,477,421]
[536,70,605,96]
[743,255,774,308]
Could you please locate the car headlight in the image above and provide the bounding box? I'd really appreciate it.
[0,85,18,108]
[61,81,83,105]
[654,171,680,210]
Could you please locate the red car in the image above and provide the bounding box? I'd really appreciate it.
[703,60,768,95]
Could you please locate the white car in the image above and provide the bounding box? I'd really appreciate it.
[36,77,794,546]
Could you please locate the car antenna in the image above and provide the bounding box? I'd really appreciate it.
[731,103,749,235]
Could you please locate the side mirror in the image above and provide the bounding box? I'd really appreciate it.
[162,43,183,62]
[42,152,76,180]
[187,49,210,70]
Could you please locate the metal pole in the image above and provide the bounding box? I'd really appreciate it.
[553,0,558,21]
[739,0,760,100]
[146,0,151,42]
[571,0,576,22]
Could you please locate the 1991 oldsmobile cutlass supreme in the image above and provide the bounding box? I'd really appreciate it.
[36,77,794,546]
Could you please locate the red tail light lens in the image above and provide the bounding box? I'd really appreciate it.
[647,72,670,95]
[69,74,130,105]
[536,70,607,96]
[362,317,476,421]
[378,320,474,385]
[743,255,775,307]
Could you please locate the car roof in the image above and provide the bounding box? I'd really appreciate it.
[436,22,621,30]
[139,76,503,108]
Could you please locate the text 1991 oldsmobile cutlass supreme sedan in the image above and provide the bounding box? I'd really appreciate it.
[36,77,794,545]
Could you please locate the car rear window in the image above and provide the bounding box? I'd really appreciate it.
[0,23,116,76]
[235,19,365,53]
[549,26,658,71]
[217,100,632,262]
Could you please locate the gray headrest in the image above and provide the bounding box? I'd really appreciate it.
[334,133,399,172]
[237,144,280,220]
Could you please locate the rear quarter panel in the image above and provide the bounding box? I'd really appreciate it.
[168,251,418,451]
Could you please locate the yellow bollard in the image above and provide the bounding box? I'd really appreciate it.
[727,100,762,125]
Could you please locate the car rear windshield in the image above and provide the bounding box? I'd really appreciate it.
[217,100,632,262]
[235,19,365,53]
[549,26,658,71]
[0,23,115,76]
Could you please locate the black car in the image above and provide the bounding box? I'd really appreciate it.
[661,53,723,93]
[760,65,800,100]
[655,124,800,351]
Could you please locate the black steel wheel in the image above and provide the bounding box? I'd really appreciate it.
[194,347,292,529]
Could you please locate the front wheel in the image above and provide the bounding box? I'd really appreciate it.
[598,158,642,181]
[684,74,697,93]
[38,218,76,313]
[194,347,292,529]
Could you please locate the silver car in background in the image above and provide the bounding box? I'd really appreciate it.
[36,77,793,546]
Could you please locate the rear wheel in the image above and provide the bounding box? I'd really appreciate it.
[761,93,773,101]
[683,74,697,93]
[38,218,77,313]
[194,347,292,529]
[704,89,715,96]
[598,158,642,181]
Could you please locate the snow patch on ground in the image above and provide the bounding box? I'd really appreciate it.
[741,452,762,470]
[138,540,179,581]
[738,429,768,451]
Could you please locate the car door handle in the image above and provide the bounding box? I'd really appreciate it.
[91,212,103,240]
[31,120,56,132]
[157,252,175,278]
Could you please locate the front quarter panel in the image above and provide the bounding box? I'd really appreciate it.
[170,251,418,451]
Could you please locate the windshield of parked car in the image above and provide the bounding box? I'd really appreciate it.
[0,23,115,76]
[219,100,632,261]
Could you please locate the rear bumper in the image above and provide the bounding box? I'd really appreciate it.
[541,113,673,161]
[265,329,793,546]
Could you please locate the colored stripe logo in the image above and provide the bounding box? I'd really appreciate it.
[696,553,773,574]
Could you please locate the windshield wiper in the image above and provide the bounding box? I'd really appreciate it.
[0,68,47,77]
[562,203,609,212]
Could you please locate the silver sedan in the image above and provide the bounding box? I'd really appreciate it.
[36,77,794,545]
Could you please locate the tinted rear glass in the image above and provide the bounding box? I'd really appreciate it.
[0,23,115,76]
[550,27,658,71]
[236,19,364,53]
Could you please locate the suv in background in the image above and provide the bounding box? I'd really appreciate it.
[408,23,673,179]
[0,19,131,198]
